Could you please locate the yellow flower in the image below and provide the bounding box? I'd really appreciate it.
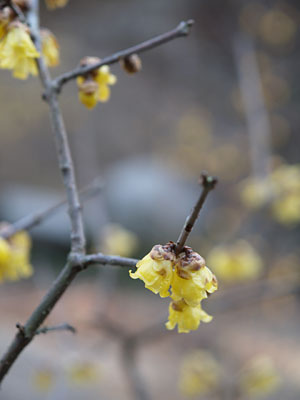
[239,355,281,397]
[207,240,263,283]
[0,237,12,282]
[179,350,220,396]
[0,230,33,282]
[100,223,138,257]
[77,58,117,108]
[166,299,212,333]
[0,22,40,79]
[45,0,69,9]
[171,249,217,306]
[240,177,271,209]
[129,244,174,298]
[41,29,59,67]
[172,266,217,307]
[94,65,117,102]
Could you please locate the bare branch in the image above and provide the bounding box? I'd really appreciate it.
[28,0,86,255]
[175,172,217,255]
[82,253,138,269]
[53,19,194,92]
[0,180,103,239]
[36,323,76,335]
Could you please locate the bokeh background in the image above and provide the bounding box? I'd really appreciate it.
[0,0,300,399]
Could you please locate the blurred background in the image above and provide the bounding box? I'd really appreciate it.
[0,0,300,398]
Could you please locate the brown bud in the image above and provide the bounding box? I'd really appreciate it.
[121,54,142,74]
[78,79,98,94]
[150,243,176,262]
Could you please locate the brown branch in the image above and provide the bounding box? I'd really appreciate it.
[175,172,217,255]
[52,19,194,93]
[82,253,138,269]
[0,180,103,239]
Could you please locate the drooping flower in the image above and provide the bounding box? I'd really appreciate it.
[166,299,212,333]
[171,249,217,306]
[41,29,59,67]
[179,350,220,396]
[129,244,175,298]
[0,21,40,79]
[45,0,69,9]
[77,57,117,109]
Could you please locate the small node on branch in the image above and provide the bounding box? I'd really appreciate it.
[16,323,25,336]
[199,172,218,191]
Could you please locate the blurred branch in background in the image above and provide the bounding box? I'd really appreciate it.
[233,34,272,180]
[0,179,103,239]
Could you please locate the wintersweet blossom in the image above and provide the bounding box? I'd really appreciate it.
[77,57,117,109]
[207,240,262,283]
[129,244,175,298]
[165,299,212,333]
[0,230,33,282]
[172,249,217,306]
[129,243,218,333]
[41,29,59,67]
[0,7,12,40]
[0,22,40,79]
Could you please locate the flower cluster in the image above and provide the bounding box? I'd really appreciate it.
[77,57,117,109]
[240,162,300,226]
[129,243,218,333]
[0,230,33,283]
[0,2,60,79]
[207,240,263,283]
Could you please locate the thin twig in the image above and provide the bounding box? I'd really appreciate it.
[175,172,217,255]
[36,323,76,335]
[52,19,194,92]
[0,180,103,239]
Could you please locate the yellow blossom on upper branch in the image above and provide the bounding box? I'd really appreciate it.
[179,350,221,396]
[41,29,59,67]
[129,243,218,333]
[207,240,263,283]
[0,21,40,79]
[0,230,33,283]
[45,0,69,9]
[77,57,117,109]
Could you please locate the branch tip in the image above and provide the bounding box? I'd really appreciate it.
[178,19,195,35]
[200,172,218,190]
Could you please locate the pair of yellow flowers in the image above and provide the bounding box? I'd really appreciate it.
[0,22,116,108]
[130,243,218,333]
